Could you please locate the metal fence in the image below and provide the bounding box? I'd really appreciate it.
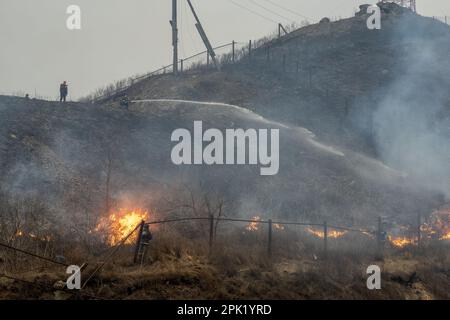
[89,41,249,103]
[432,16,450,25]
[136,215,381,261]
[0,211,441,296]
[86,15,357,103]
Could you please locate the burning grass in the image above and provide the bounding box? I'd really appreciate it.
[0,195,449,300]
[245,216,261,231]
[387,235,416,248]
[422,207,450,241]
[306,227,348,239]
[2,232,449,300]
[94,208,150,245]
[244,216,285,232]
[384,207,450,249]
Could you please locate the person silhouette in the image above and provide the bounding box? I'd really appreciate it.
[59,81,68,102]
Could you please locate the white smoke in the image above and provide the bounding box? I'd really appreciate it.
[372,34,450,198]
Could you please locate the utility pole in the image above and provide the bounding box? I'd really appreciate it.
[278,23,288,39]
[187,0,220,70]
[171,0,178,74]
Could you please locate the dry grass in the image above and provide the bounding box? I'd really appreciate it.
[1,226,449,300]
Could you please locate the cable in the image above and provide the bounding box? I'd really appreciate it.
[0,241,69,267]
[226,0,278,24]
[259,0,311,20]
[246,0,293,22]
[321,0,348,18]
[81,222,141,289]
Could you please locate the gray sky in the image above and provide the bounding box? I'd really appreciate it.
[1,0,449,100]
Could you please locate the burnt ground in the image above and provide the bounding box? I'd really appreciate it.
[1,240,449,300]
[0,96,442,227]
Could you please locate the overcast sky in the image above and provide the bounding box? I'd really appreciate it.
[1,0,449,100]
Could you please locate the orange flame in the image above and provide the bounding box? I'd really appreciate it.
[95,208,149,245]
[14,230,51,242]
[245,216,285,232]
[273,223,285,231]
[441,233,450,240]
[306,227,347,238]
[388,235,416,248]
[246,216,261,231]
[422,207,450,241]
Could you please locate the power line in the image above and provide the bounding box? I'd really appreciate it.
[246,0,294,22]
[0,241,69,267]
[226,0,278,24]
[259,0,311,20]
[323,0,350,17]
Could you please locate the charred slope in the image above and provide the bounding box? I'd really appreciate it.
[106,3,450,152]
[0,95,443,228]
[98,3,450,203]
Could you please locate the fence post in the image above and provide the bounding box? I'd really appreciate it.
[133,220,145,264]
[417,213,421,247]
[209,214,214,254]
[268,219,273,257]
[323,221,328,259]
[207,52,210,68]
[308,67,312,89]
[248,40,252,61]
[180,59,184,73]
[232,41,235,63]
[344,98,349,116]
[377,216,384,258]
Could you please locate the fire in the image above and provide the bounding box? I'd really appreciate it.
[421,207,450,241]
[245,216,286,232]
[361,231,376,239]
[246,216,261,231]
[14,230,51,242]
[95,208,149,245]
[441,233,450,240]
[388,235,416,248]
[273,223,285,231]
[306,227,347,238]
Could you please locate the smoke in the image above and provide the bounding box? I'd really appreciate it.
[370,19,450,199]
[1,161,53,199]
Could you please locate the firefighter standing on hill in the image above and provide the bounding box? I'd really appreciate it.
[120,95,130,110]
[59,81,68,102]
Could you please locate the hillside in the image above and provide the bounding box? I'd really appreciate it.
[1,94,441,228]
[100,3,450,170]
[1,2,449,230]
[1,3,450,300]
[0,95,449,300]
